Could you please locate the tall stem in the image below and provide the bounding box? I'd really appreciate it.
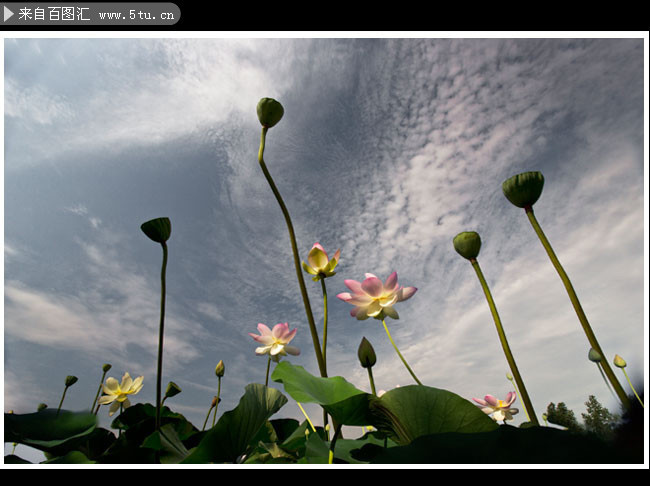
[257,127,327,379]
[320,278,329,369]
[621,368,644,408]
[367,367,377,396]
[212,377,222,427]
[471,259,539,426]
[91,371,107,414]
[155,242,168,432]
[525,207,631,410]
[507,376,531,423]
[56,387,69,417]
[381,319,422,385]
[202,404,214,431]
[265,354,271,387]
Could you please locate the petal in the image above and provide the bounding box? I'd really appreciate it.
[103,377,120,393]
[255,345,272,355]
[257,323,272,336]
[308,245,328,271]
[484,395,499,407]
[131,376,144,394]
[121,373,133,391]
[384,272,399,292]
[361,277,384,297]
[98,394,115,405]
[382,306,400,319]
[366,300,382,317]
[379,293,398,307]
[505,391,516,406]
[493,410,505,421]
[108,401,120,416]
[122,398,131,409]
[249,332,273,345]
[302,261,318,275]
[284,345,301,356]
[270,343,285,356]
[346,295,375,306]
[472,398,488,406]
[337,292,353,302]
[354,307,370,320]
[364,273,378,280]
[272,322,290,339]
[344,279,364,295]
[397,286,417,302]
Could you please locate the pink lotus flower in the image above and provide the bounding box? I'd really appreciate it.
[302,243,341,281]
[336,272,417,320]
[248,323,300,358]
[472,392,519,421]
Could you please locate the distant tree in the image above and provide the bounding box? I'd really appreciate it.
[581,395,619,440]
[545,402,583,433]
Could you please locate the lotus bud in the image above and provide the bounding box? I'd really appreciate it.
[588,348,602,363]
[65,375,78,387]
[165,381,182,399]
[140,217,171,243]
[37,403,48,412]
[210,396,220,408]
[453,231,482,261]
[257,97,284,128]
[506,372,513,381]
[215,360,225,378]
[102,363,112,372]
[357,337,377,369]
[613,354,627,368]
[502,171,545,209]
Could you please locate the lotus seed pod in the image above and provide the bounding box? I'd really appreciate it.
[64,375,78,387]
[102,363,112,372]
[257,97,284,128]
[588,348,602,363]
[502,171,545,208]
[613,354,627,368]
[165,381,182,398]
[357,337,377,369]
[453,231,482,260]
[140,217,171,243]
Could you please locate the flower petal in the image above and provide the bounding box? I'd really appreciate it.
[103,377,120,394]
[272,322,290,339]
[98,394,116,405]
[308,245,328,271]
[255,345,272,355]
[121,373,133,391]
[337,292,353,302]
[384,271,399,292]
[302,261,318,275]
[484,395,499,407]
[397,286,417,302]
[382,306,400,319]
[361,277,384,297]
[108,401,120,416]
[284,345,301,356]
[257,323,272,336]
[366,300,382,317]
[505,391,516,406]
[472,397,488,406]
[344,279,364,295]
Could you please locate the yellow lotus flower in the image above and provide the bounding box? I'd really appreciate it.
[97,372,144,416]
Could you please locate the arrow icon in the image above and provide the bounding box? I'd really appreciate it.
[4,5,14,21]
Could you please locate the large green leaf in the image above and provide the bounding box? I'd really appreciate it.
[5,409,97,450]
[369,385,499,445]
[181,384,287,463]
[141,423,190,464]
[271,362,373,425]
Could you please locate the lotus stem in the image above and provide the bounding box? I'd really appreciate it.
[381,319,422,385]
[265,354,271,387]
[155,241,168,432]
[619,367,644,408]
[367,366,378,396]
[320,278,329,369]
[91,370,108,414]
[258,126,327,379]
[56,386,69,417]
[211,376,222,427]
[296,401,317,433]
[470,258,540,426]
[525,206,631,410]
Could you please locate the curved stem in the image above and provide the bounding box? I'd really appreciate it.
[155,242,168,432]
[320,278,329,369]
[212,377,222,427]
[596,363,617,401]
[265,354,271,387]
[56,386,68,417]
[507,376,531,423]
[258,127,327,379]
[367,367,378,396]
[202,405,214,431]
[91,371,107,413]
[471,259,540,426]
[381,319,422,385]
[296,401,317,433]
[525,207,631,410]
[621,368,644,408]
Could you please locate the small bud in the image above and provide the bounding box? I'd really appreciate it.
[140,217,172,243]
[210,396,220,408]
[588,348,602,363]
[357,337,377,369]
[37,403,48,412]
[305,428,310,437]
[65,375,78,387]
[453,231,482,260]
[102,363,112,372]
[506,372,513,381]
[165,381,182,399]
[542,413,547,421]
[502,171,545,209]
[613,354,627,368]
[257,97,284,128]
[215,360,225,378]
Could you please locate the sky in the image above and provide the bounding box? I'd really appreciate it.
[2,35,648,464]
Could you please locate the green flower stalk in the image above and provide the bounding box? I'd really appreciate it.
[91,363,112,414]
[212,361,224,427]
[56,375,78,416]
[453,231,539,426]
[141,216,172,432]
[161,381,182,407]
[506,371,531,423]
[202,396,219,431]
[614,355,644,408]
[502,171,631,410]
[358,337,378,396]
[256,98,327,380]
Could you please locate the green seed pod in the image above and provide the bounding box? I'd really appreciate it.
[102,363,112,373]
[215,360,225,378]
[502,171,545,208]
[64,375,78,387]
[453,231,482,260]
[141,217,172,243]
[613,354,627,368]
[37,403,48,412]
[588,348,602,363]
[357,337,377,369]
[257,97,284,128]
[165,381,182,398]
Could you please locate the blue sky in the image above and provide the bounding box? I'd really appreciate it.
[3,35,647,463]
